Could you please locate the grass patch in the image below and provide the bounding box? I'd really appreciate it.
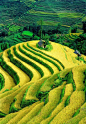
[0,112,6,118]
[66,71,76,91]
[9,25,21,32]
[9,98,20,114]
[36,91,49,105]
[58,12,84,18]
[0,73,5,90]
[76,56,86,64]
[64,95,71,107]
[58,86,66,104]
[22,31,33,37]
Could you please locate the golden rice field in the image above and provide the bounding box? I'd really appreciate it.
[0,40,86,124]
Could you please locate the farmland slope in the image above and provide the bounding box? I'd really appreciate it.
[0,40,86,124]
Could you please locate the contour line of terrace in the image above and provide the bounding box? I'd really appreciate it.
[24,42,63,71]
[2,48,30,87]
[20,43,59,74]
[28,40,82,68]
[15,43,52,77]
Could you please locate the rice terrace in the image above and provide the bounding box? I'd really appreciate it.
[0,39,86,124]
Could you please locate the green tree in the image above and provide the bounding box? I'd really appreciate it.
[44,34,50,45]
[71,25,78,33]
[38,18,44,39]
[82,16,86,33]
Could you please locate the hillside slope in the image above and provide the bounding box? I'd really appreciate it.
[0,40,86,124]
[0,0,86,30]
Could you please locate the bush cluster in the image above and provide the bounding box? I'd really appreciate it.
[7,49,33,81]
[13,47,44,77]
[9,98,20,113]
[0,112,6,118]
[66,71,76,91]
[36,91,49,100]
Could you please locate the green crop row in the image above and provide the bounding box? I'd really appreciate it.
[27,43,65,69]
[0,54,19,85]
[0,112,6,118]
[0,73,5,91]
[9,98,20,114]
[52,73,67,89]
[7,49,33,81]
[36,91,49,105]
[66,71,76,91]
[84,70,86,102]
[13,47,44,78]
[58,86,66,104]
[64,95,71,107]
[72,107,81,117]
[12,38,22,43]
[19,45,54,74]
[36,91,49,100]
[23,44,61,71]
[20,88,38,108]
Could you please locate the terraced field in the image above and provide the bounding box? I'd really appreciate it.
[0,40,86,124]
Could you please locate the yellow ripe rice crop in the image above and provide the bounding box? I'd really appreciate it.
[16,43,51,77]
[11,45,41,84]
[0,113,17,124]
[0,84,31,114]
[7,101,40,124]
[40,72,59,92]
[72,64,86,91]
[0,66,15,94]
[26,82,66,124]
[0,118,3,121]
[25,77,48,100]
[79,116,86,124]
[60,45,74,65]
[20,44,59,74]
[0,40,86,123]
[59,67,72,78]
[14,84,30,109]
[0,86,18,99]
[24,42,63,71]
[17,102,44,124]
[3,49,30,86]
[28,41,79,68]
[65,102,86,124]
[51,83,73,116]
[40,83,73,124]
[50,91,85,124]
[64,83,73,96]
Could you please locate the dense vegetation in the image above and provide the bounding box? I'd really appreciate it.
[0,0,86,56]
